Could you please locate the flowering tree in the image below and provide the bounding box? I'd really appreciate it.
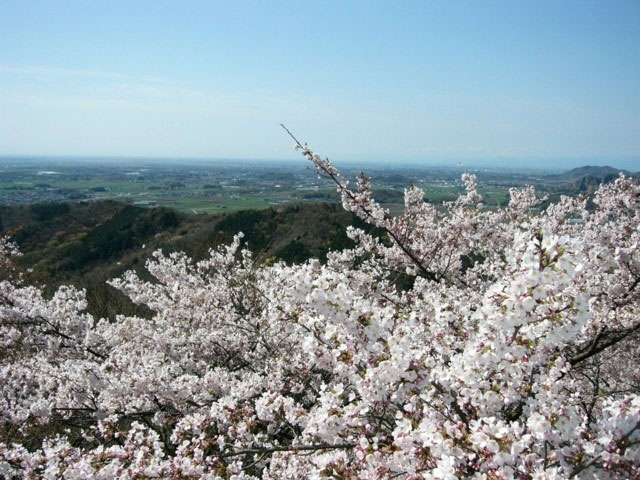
[0,137,639,479]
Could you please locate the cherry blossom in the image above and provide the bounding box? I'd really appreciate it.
[0,138,638,478]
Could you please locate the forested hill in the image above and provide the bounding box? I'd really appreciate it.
[549,165,637,181]
[0,201,371,317]
[545,165,639,194]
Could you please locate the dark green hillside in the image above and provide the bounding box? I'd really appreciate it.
[0,201,372,317]
[208,203,370,264]
[0,201,123,252]
[549,165,633,181]
[76,205,180,263]
[0,202,182,279]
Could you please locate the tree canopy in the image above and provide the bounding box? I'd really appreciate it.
[0,144,639,479]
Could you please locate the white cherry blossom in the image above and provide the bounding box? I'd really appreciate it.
[0,140,638,478]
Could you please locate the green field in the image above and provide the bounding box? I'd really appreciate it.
[1,176,518,214]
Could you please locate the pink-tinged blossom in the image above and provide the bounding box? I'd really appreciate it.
[0,141,639,478]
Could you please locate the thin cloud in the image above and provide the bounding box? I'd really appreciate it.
[0,64,167,84]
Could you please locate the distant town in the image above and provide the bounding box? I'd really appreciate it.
[2,157,630,214]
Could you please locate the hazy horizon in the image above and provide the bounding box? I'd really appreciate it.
[1,1,639,166]
[0,153,637,173]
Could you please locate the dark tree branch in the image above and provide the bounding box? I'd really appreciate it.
[570,321,640,366]
[569,420,640,477]
[281,124,438,282]
[216,442,356,460]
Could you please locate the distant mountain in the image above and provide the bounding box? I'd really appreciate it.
[545,165,639,194]
[550,165,633,181]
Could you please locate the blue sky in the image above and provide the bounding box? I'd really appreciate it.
[0,0,638,168]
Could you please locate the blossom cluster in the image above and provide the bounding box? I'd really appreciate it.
[0,144,638,479]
